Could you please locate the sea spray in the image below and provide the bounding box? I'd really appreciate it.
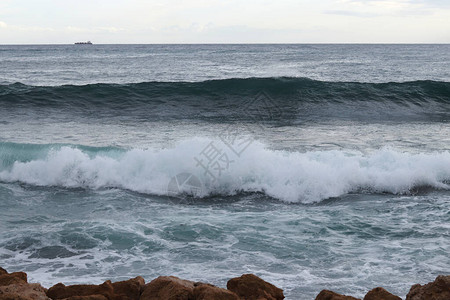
[1,140,450,203]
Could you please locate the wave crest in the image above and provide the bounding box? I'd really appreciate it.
[1,140,450,203]
[1,78,449,123]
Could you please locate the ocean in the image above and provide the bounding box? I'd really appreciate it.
[0,44,449,299]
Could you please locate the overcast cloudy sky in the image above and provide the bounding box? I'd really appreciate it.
[1,0,449,43]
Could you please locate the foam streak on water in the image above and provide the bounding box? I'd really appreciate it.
[0,184,449,299]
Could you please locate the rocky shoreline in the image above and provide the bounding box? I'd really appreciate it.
[0,267,448,300]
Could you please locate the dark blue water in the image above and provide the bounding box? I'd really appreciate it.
[0,44,449,299]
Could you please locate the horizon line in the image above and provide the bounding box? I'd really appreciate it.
[1,42,450,45]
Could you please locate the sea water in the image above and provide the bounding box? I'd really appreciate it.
[0,44,449,299]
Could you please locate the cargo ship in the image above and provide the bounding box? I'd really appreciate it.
[74,41,92,45]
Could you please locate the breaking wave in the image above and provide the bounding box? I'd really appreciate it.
[1,140,449,203]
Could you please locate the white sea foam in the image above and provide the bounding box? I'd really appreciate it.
[1,138,450,203]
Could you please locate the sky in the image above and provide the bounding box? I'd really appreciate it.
[0,0,449,44]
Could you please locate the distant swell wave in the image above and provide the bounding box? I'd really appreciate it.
[1,78,449,123]
[1,140,450,203]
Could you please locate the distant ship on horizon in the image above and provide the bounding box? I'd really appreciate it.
[74,41,92,45]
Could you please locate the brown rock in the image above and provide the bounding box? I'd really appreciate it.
[0,282,50,300]
[140,276,195,300]
[111,277,145,300]
[193,283,239,300]
[46,276,145,300]
[46,281,114,300]
[0,295,30,300]
[0,268,48,300]
[406,275,450,300]
[0,273,28,287]
[227,274,284,300]
[315,290,360,300]
[364,287,401,300]
[9,273,27,283]
[58,296,108,300]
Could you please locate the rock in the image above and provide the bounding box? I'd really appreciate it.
[56,296,108,300]
[363,287,401,300]
[140,276,195,300]
[193,283,239,300]
[0,268,49,300]
[0,295,31,300]
[46,276,145,300]
[315,290,360,300]
[111,277,145,300]
[227,274,284,300]
[0,282,50,300]
[406,275,450,300]
[46,281,114,300]
[0,273,28,287]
